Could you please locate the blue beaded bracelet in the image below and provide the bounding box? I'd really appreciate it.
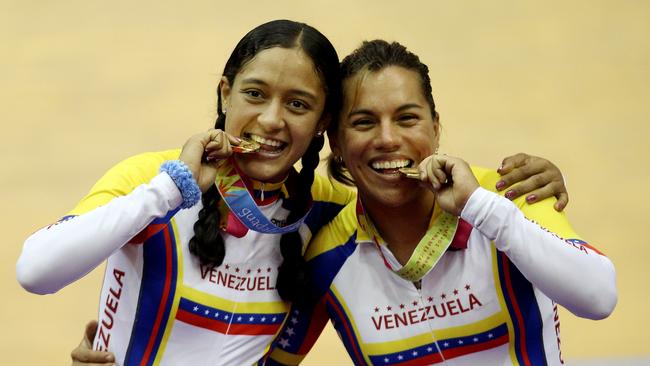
[160,160,201,209]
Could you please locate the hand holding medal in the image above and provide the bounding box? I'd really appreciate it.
[398,167,421,179]
[180,129,260,192]
[402,154,480,217]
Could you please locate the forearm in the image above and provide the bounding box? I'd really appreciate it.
[16,173,182,294]
[461,187,617,319]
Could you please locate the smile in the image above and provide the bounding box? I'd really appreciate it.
[370,159,413,174]
[245,133,287,153]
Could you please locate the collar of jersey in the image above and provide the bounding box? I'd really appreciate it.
[241,176,288,205]
[356,203,469,250]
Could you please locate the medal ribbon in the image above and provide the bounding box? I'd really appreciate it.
[214,158,311,234]
[355,197,459,282]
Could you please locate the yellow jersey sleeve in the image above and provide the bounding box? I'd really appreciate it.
[471,166,581,240]
[68,149,181,215]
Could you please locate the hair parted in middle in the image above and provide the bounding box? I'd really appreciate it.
[188,19,342,304]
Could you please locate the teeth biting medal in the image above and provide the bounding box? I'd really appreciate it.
[399,167,421,179]
[232,137,261,154]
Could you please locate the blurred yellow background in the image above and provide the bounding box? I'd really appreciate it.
[2,0,648,365]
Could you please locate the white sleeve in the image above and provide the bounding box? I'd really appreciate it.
[460,187,617,320]
[16,172,183,295]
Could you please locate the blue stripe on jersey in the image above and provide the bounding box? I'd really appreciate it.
[325,289,368,366]
[151,208,180,225]
[308,232,358,299]
[304,200,347,235]
[437,322,509,356]
[178,297,286,326]
[260,358,284,366]
[267,306,316,354]
[367,323,508,365]
[497,251,548,365]
[123,224,178,365]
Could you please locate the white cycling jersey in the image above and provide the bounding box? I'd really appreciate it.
[17,149,354,366]
[264,168,617,366]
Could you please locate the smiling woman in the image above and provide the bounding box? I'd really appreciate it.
[335,66,440,208]
[263,40,617,366]
[15,20,351,366]
[15,21,573,366]
[219,46,328,183]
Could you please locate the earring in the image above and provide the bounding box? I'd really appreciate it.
[335,155,343,164]
[315,130,324,137]
[223,108,227,115]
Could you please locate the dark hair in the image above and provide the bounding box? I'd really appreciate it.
[328,39,438,185]
[189,20,341,304]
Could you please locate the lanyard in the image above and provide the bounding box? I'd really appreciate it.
[355,197,459,282]
[214,158,311,234]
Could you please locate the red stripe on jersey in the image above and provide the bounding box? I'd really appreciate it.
[325,293,366,366]
[581,242,604,256]
[129,224,167,244]
[176,309,229,333]
[501,254,532,366]
[140,227,174,366]
[176,309,281,335]
[450,219,472,250]
[392,353,444,365]
[298,297,330,354]
[441,334,509,361]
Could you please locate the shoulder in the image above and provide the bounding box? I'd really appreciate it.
[311,174,356,206]
[305,200,359,261]
[306,200,360,298]
[469,165,579,239]
[303,175,356,234]
[470,165,500,193]
[68,149,181,215]
[110,149,182,174]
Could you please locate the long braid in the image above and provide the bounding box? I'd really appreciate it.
[188,114,227,268]
[276,135,324,303]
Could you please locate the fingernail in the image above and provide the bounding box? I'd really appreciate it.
[234,136,242,143]
[497,164,504,173]
[495,181,506,190]
[526,194,537,203]
[505,190,516,199]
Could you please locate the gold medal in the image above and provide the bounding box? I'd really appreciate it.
[232,137,261,154]
[399,167,421,179]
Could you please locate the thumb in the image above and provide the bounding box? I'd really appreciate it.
[83,320,98,347]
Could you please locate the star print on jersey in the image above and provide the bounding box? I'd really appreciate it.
[370,284,482,331]
[368,323,509,365]
[176,298,285,336]
[276,309,305,351]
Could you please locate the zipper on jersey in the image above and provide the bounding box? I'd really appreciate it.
[412,280,449,365]
[260,182,265,201]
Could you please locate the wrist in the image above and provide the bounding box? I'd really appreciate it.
[160,160,201,209]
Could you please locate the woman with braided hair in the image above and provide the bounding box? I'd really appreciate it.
[17,19,349,366]
[18,21,569,366]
